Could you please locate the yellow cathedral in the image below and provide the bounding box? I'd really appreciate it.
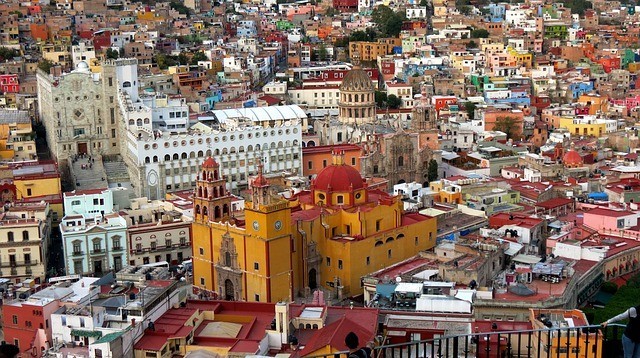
[192,153,437,302]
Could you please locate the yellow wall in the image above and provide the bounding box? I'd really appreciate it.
[15,177,60,199]
[559,117,606,137]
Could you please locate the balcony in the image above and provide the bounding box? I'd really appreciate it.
[90,249,105,255]
[308,324,626,358]
[112,246,123,251]
[0,260,39,267]
[72,251,84,256]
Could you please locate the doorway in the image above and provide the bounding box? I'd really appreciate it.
[93,260,102,275]
[308,268,317,290]
[224,279,234,301]
[77,143,88,155]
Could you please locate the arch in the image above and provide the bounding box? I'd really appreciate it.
[22,230,29,241]
[230,147,236,154]
[181,153,187,159]
[198,187,203,197]
[375,241,383,247]
[144,157,150,164]
[189,151,196,158]
[305,324,312,329]
[277,141,283,148]
[396,233,405,240]
[195,205,200,215]
[143,118,149,124]
[123,81,131,88]
[164,154,170,161]
[173,153,179,160]
[239,146,245,153]
[293,139,299,146]
[247,145,253,152]
[202,206,208,216]
[285,140,291,147]
[307,140,316,147]
[203,187,208,198]
[224,279,234,301]
[225,252,232,267]
[308,268,317,290]
[206,149,212,156]
[398,156,404,167]
[214,206,221,219]
[423,181,429,188]
[213,186,219,197]
[312,324,318,329]
[129,119,134,125]
[302,141,306,148]
[256,144,261,151]
[386,237,394,243]
[222,148,228,155]
[270,142,276,149]
[197,150,204,157]
[136,119,142,126]
[223,204,229,215]
[153,156,158,163]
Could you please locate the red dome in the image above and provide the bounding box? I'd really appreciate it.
[562,150,583,167]
[202,157,219,168]
[314,164,364,192]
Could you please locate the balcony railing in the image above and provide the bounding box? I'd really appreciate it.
[90,249,104,255]
[72,251,83,256]
[112,246,123,251]
[0,260,39,267]
[308,324,626,358]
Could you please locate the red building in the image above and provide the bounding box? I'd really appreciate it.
[598,56,621,73]
[332,0,357,12]
[3,296,58,354]
[92,29,112,51]
[0,74,19,93]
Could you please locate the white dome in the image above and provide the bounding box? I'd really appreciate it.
[75,61,89,71]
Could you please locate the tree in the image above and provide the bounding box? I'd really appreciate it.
[325,7,339,17]
[427,159,438,182]
[170,1,191,17]
[420,0,428,6]
[371,5,405,37]
[464,102,477,119]
[190,51,208,65]
[459,5,472,15]
[471,28,490,38]
[0,47,19,61]
[386,94,402,109]
[105,48,120,60]
[178,53,189,65]
[317,44,329,61]
[466,40,477,49]
[350,30,371,42]
[38,59,54,74]
[493,116,519,139]
[375,91,387,108]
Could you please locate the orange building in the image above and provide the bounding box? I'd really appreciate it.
[483,109,525,139]
[578,93,609,115]
[302,144,362,179]
[29,23,48,42]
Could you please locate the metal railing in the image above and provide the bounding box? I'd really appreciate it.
[0,260,39,267]
[307,324,626,358]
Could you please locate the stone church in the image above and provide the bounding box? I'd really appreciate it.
[314,54,441,187]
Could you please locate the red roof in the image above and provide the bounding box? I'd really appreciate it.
[563,150,583,166]
[295,312,376,357]
[535,198,574,209]
[313,163,364,192]
[202,157,219,168]
[585,207,634,218]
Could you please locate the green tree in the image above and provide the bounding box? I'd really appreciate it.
[375,91,387,108]
[471,28,490,38]
[38,59,54,74]
[493,116,519,139]
[105,48,120,60]
[170,1,191,17]
[466,40,477,49]
[386,94,402,109]
[427,159,438,182]
[464,101,477,119]
[350,30,371,42]
[0,47,19,61]
[372,5,405,37]
[325,7,339,16]
[420,0,428,6]
[178,53,189,65]
[317,44,329,61]
[190,51,208,65]
[459,5,472,15]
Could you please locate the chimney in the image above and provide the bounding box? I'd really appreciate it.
[275,302,290,345]
[131,318,136,327]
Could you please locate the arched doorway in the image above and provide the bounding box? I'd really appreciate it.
[224,279,234,301]
[308,269,317,290]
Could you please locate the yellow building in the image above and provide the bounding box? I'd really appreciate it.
[507,47,534,68]
[349,40,397,62]
[530,308,602,358]
[192,153,437,302]
[558,116,607,137]
[0,110,37,161]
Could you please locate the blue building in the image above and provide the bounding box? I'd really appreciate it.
[569,81,594,99]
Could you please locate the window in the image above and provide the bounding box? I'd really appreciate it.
[93,241,101,252]
[337,195,344,204]
[255,294,260,302]
[7,231,13,242]
[254,262,259,270]
[323,160,327,168]
[165,239,171,247]
[136,243,142,252]
[12,315,17,324]
[151,242,156,250]
[80,318,85,327]
[112,238,120,249]
[199,247,204,255]
[351,157,356,165]
[200,277,205,285]
[366,256,370,265]
[338,260,343,269]
[388,249,392,258]
[326,257,331,266]
[26,188,32,196]
[307,161,312,170]
[376,220,381,231]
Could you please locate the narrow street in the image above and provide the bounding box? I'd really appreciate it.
[47,228,65,279]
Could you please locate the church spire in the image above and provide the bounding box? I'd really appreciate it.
[251,159,270,208]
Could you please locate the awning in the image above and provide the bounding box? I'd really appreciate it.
[512,254,542,265]
[505,243,523,256]
[71,329,103,339]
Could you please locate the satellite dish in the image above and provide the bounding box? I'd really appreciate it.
[395,276,402,283]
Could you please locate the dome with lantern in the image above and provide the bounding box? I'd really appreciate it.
[338,51,376,124]
[311,151,368,207]
[562,143,584,168]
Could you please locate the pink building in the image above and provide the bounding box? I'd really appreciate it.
[582,207,638,232]
[0,74,19,93]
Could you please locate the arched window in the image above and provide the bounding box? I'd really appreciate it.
[181,153,187,159]
[7,231,14,242]
[164,154,170,161]
[195,205,201,214]
[153,156,158,163]
[143,118,149,124]
[398,156,404,167]
[202,206,208,216]
[128,119,134,125]
[173,154,179,160]
[225,252,232,267]
[197,150,204,157]
[144,157,150,164]
[189,151,195,158]
[136,119,142,126]
[247,145,253,152]
[22,230,29,241]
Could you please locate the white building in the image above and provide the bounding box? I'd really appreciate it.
[60,189,128,275]
[71,41,97,68]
